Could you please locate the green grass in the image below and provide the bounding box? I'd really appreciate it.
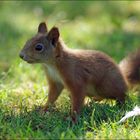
[0,1,140,139]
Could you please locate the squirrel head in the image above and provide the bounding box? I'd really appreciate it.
[19,22,60,64]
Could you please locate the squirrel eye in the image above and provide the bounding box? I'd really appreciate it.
[35,43,44,52]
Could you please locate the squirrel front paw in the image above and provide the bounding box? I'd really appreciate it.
[40,104,56,115]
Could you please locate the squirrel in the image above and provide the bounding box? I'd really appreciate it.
[19,22,140,120]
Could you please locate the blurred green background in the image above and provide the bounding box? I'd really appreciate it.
[0,1,140,139]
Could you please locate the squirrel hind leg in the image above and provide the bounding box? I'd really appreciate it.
[116,96,126,107]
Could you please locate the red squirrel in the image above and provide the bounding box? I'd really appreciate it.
[19,22,140,119]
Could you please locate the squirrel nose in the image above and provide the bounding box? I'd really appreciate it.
[19,52,24,59]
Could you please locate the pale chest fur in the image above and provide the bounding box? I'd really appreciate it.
[43,64,64,84]
[43,64,102,99]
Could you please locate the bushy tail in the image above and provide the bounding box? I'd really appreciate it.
[119,49,140,123]
[119,49,140,87]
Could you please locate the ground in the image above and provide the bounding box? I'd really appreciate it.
[0,1,140,139]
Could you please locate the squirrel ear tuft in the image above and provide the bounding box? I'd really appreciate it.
[38,22,48,33]
[47,27,59,46]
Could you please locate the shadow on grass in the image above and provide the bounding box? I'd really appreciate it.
[1,89,139,138]
[0,100,129,138]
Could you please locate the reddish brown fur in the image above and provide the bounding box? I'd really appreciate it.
[19,22,140,119]
[119,49,140,86]
[55,41,127,102]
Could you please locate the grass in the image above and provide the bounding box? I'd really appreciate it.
[0,1,140,139]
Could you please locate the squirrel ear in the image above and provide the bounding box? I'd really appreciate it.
[47,27,59,46]
[38,22,48,33]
